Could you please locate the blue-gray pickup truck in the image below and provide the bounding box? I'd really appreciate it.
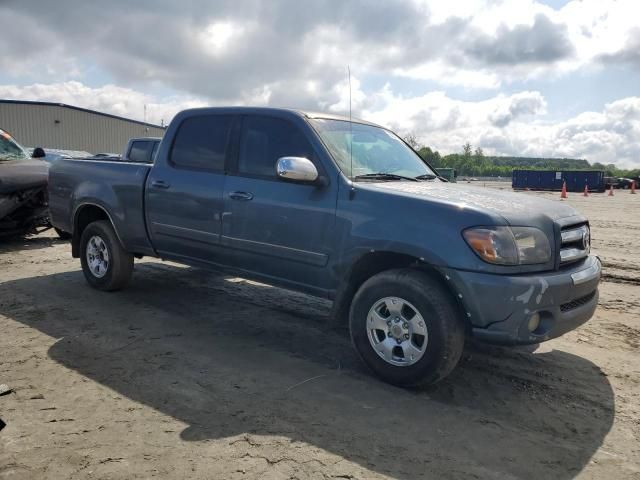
[49,107,601,386]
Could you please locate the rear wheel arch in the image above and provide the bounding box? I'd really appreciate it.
[72,204,122,258]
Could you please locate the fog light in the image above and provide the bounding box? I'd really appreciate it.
[527,313,541,333]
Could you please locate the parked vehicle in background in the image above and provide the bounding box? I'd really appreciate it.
[91,152,121,160]
[122,137,162,164]
[0,128,69,238]
[49,107,601,386]
[604,176,620,190]
[27,147,93,163]
[616,178,635,189]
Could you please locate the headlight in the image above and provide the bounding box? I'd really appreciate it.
[463,226,551,265]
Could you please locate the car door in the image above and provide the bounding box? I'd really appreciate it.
[145,114,236,263]
[221,114,337,293]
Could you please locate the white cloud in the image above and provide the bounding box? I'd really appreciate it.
[0,81,205,126]
[199,21,247,55]
[394,61,501,89]
[0,1,638,166]
[364,88,639,166]
[1,80,638,166]
[3,0,637,97]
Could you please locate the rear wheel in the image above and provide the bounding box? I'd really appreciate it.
[349,269,465,387]
[79,220,133,291]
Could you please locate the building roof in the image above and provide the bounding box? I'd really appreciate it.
[0,99,164,129]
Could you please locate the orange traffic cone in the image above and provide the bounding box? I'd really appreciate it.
[631,181,636,194]
[608,185,614,196]
[583,184,589,197]
[560,181,568,199]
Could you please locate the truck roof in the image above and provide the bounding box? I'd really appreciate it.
[174,107,382,128]
[128,137,162,141]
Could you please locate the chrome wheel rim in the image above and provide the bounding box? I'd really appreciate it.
[86,235,110,278]
[366,296,428,367]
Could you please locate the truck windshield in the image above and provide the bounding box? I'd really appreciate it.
[309,119,436,180]
[0,130,28,162]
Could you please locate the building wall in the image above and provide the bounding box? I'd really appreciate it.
[0,103,165,154]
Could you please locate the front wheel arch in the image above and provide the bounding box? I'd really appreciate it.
[330,252,469,333]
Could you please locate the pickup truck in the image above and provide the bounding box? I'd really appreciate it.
[49,107,601,386]
[122,137,162,164]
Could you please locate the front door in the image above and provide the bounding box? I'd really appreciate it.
[221,114,337,292]
[146,114,236,263]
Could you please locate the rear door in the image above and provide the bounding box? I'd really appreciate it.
[145,114,236,263]
[221,114,337,292]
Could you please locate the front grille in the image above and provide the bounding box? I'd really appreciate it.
[560,223,590,265]
[560,291,596,312]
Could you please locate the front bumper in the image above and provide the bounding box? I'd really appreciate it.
[441,255,601,345]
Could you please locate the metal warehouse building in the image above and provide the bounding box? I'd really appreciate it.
[0,99,165,154]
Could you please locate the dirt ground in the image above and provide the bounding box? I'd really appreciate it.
[1,186,638,479]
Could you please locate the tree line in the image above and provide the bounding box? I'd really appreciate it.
[405,137,640,178]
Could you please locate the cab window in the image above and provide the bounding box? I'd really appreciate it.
[238,116,313,178]
[170,115,233,171]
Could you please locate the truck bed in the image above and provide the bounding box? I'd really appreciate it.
[49,158,154,254]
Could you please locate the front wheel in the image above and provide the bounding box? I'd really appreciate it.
[80,220,133,291]
[349,269,465,387]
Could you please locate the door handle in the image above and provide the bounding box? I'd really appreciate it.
[151,180,170,189]
[229,191,254,201]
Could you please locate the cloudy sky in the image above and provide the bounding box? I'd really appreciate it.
[1,0,639,166]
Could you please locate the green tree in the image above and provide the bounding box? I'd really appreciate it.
[403,133,420,150]
[417,146,442,166]
[463,143,472,157]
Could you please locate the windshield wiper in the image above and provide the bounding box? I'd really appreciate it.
[414,174,438,180]
[353,172,419,182]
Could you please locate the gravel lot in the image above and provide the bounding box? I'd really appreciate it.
[1,186,638,479]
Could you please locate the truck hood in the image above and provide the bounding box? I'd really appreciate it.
[0,159,49,194]
[366,180,581,224]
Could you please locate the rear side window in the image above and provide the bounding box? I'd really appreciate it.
[238,116,313,177]
[170,115,233,171]
[128,141,151,163]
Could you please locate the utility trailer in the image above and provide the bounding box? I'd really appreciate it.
[512,170,605,192]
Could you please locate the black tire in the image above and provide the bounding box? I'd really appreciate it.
[79,220,133,291]
[54,228,72,240]
[349,269,465,387]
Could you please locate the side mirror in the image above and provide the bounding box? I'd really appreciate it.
[32,147,46,159]
[276,157,319,183]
